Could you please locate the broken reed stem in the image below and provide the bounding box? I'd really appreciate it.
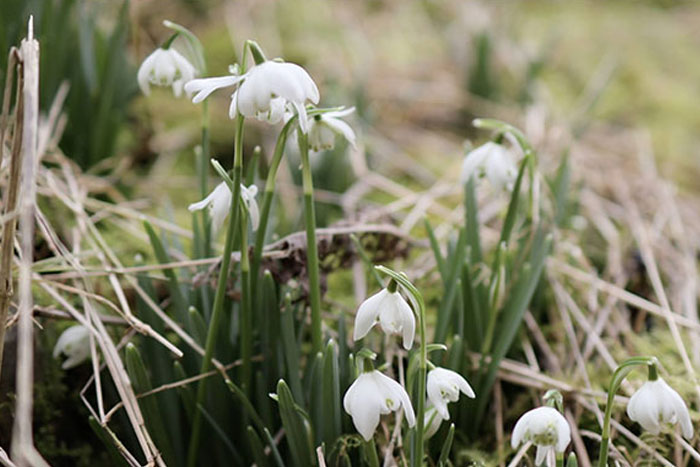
[0,50,24,384]
[10,19,50,467]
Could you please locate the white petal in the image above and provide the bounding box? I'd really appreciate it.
[511,410,531,448]
[460,143,491,183]
[353,289,388,341]
[324,117,357,149]
[185,75,242,103]
[627,381,662,434]
[228,91,240,120]
[373,371,415,427]
[293,101,310,134]
[137,52,157,95]
[325,107,355,119]
[535,445,551,466]
[343,373,384,440]
[423,406,443,439]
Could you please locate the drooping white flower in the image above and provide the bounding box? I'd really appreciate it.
[240,184,260,231]
[53,325,91,369]
[307,107,357,151]
[188,182,232,235]
[460,142,517,191]
[137,48,196,97]
[188,182,260,235]
[626,377,693,439]
[343,370,416,441]
[511,406,571,465]
[353,288,415,350]
[184,60,320,133]
[427,367,475,420]
[424,404,443,439]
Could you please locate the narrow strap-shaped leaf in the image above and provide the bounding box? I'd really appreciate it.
[88,417,129,467]
[196,403,244,464]
[461,261,483,350]
[437,423,455,466]
[173,361,195,422]
[276,379,315,467]
[124,343,175,465]
[281,295,304,402]
[424,219,448,282]
[322,340,342,446]
[143,220,188,323]
[434,228,467,343]
[307,351,324,445]
[498,157,528,247]
[464,177,482,264]
[188,306,207,346]
[246,425,270,467]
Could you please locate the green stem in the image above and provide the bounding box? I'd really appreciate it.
[200,100,211,256]
[556,452,564,467]
[250,118,295,298]
[597,357,656,467]
[240,206,252,397]
[299,132,323,353]
[364,439,380,467]
[187,115,245,467]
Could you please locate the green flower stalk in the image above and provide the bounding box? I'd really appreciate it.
[187,115,245,467]
[299,132,324,353]
[250,117,296,299]
[597,356,658,467]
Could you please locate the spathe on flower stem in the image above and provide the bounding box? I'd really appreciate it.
[597,356,657,467]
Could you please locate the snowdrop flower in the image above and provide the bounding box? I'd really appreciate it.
[184,60,319,133]
[137,47,196,97]
[353,287,415,350]
[460,141,517,191]
[240,184,260,231]
[427,367,475,420]
[424,405,443,439]
[343,370,416,440]
[511,406,571,465]
[53,325,91,369]
[188,183,260,235]
[626,377,693,438]
[307,107,357,151]
[188,182,232,235]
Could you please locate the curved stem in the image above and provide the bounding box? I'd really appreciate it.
[373,266,427,467]
[250,118,295,298]
[187,115,245,467]
[299,132,323,353]
[597,357,656,467]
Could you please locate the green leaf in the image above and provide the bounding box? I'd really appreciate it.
[435,228,467,343]
[437,423,455,466]
[124,343,175,465]
[461,260,483,350]
[188,306,207,346]
[246,426,270,467]
[281,294,304,403]
[464,177,482,264]
[88,417,129,467]
[143,220,187,323]
[425,219,448,281]
[322,340,342,446]
[276,379,315,467]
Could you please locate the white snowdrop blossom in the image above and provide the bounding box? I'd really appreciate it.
[424,405,443,439]
[511,406,571,465]
[626,377,693,439]
[188,182,260,234]
[137,48,196,97]
[184,60,319,133]
[460,141,517,191]
[53,325,91,369]
[353,288,415,350]
[343,370,416,441]
[427,367,475,420]
[307,108,357,151]
[240,184,260,231]
[188,182,231,235]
